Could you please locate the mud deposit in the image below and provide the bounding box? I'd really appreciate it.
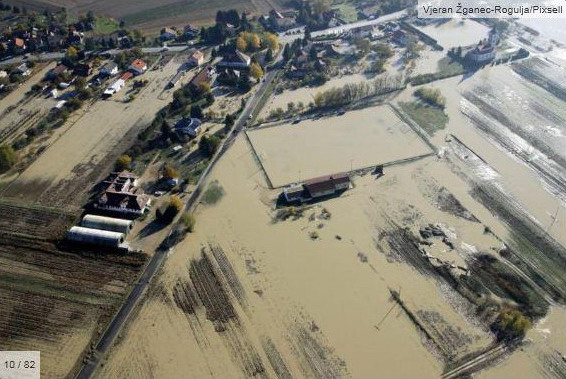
[461,58,566,203]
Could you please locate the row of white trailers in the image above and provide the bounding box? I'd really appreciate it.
[67,214,134,249]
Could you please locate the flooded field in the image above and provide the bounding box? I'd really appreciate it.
[1,55,186,207]
[414,19,490,49]
[247,105,433,187]
[97,134,521,378]
[461,58,566,204]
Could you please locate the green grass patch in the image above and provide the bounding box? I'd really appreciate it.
[334,3,359,23]
[202,180,224,205]
[437,57,466,76]
[399,101,449,136]
[93,16,119,35]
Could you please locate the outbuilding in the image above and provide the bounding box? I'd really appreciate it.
[67,226,125,247]
[81,214,134,234]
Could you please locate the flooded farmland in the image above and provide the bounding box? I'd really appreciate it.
[248,105,433,187]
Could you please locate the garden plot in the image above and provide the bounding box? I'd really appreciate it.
[247,105,433,187]
[461,58,566,203]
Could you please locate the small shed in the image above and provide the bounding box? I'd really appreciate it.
[67,226,125,247]
[81,214,134,234]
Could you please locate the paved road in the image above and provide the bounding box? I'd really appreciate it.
[74,50,282,379]
[279,9,407,45]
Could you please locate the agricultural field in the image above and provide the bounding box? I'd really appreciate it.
[0,54,189,207]
[0,199,144,378]
[413,19,490,49]
[14,0,287,33]
[248,105,433,187]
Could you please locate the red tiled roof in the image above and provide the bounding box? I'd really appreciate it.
[130,59,147,70]
[121,72,133,80]
[14,38,25,47]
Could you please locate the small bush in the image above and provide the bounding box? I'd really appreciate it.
[115,155,132,171]
[180,212,196,232]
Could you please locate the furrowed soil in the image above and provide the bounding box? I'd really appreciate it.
[0,199,144,378]
[16,0,286,33]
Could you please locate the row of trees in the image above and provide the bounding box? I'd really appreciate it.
[313,74,405,109]
[235,32,279,53]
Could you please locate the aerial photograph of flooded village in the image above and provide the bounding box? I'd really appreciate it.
[0,0,565,378]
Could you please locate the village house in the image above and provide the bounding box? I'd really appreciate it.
[168,71,185,88]
[270,14,297,31]
[94,171,151,217]
[188,50,204,67]
[283,173,351,203]
[12,63,31,76]
[128,59,147,75]
[217,51,251,69]
[100,61,119,76]
[184,25,199,39]
[189,64,216,91]
[174,117,202,138]
[160,27,177,41]
[12,37,26,53]
[46,63,70,79]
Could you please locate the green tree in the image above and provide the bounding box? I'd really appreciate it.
[114,155,132,171]
[199,135,221,157]
[0,144,17,173]
[157,196,183,224]
[224,113,235,129]
[250,62,263,79]
[494,309,532,342]
[162,164,179,180]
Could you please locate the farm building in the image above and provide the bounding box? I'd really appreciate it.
[67,226,125,247]
[161,27,177,40]
[283,173,351,203]
[94,171,151,217]
[81,214,134,234]
[129,59,148,75]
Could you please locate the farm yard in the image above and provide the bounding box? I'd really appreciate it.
[14,0,287,33]
[0,199,145,378]
[1,54,191,207]
[247,105,433,187]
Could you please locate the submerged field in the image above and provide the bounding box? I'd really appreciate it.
[248,105,433,187]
